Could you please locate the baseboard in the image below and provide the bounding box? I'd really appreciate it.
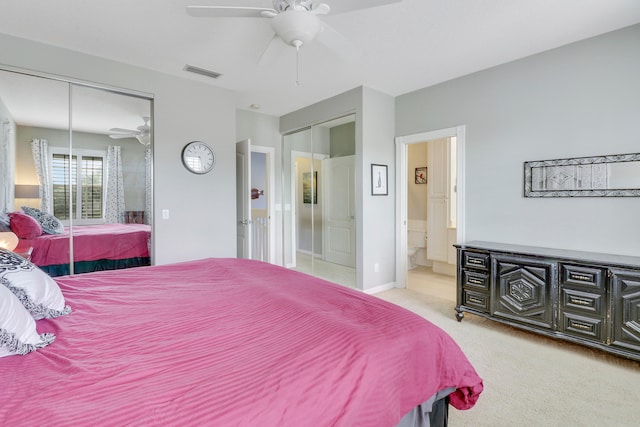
[364,281,397,295]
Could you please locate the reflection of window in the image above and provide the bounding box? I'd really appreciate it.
[185,156,202,172]
[51,149,105,223]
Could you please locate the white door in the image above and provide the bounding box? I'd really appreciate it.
[249,146,275,264]
[427,138,449,262]
[236,139,251,259]
[323,155,356,267]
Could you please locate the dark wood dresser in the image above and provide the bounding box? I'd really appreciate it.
[455,241,640,361]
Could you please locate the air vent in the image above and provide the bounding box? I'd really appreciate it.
[183,64,222,79]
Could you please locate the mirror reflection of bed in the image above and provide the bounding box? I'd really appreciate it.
[0,67,153,276]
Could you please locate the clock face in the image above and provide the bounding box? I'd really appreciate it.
[182,141,215,174]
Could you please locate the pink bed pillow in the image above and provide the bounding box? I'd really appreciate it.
[9,211,43,239]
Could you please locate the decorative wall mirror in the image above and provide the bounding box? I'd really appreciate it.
[0,65,154,275]
[524,153,640,197]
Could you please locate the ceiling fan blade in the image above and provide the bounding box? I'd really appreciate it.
[327,0,402,15]
[108,127,138,134]
[109,134,136,139]
[186,6,276,18]
[258,34,287,65]
[310,3,330,15]
[316,23,362,62]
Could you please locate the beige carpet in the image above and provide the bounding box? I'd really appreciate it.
[375,286,640,426]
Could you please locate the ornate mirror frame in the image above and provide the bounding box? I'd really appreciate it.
[524,153,640,198]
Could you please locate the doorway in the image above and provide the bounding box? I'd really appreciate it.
[395,126,466,288]
[236,140,275,263]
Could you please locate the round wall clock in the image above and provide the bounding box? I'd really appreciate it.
[181,141,215,174]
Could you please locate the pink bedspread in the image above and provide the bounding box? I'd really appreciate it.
[0,258,482,426]
[25,223,150,266]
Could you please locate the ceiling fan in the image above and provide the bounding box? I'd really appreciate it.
[108,116,151,146]
[186,0,401,67]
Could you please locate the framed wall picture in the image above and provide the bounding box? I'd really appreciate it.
[371,164,388,196]
[303,171,318,204]
[415,167,427,184]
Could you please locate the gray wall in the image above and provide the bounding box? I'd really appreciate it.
[0,33,237,264]
[330,122,355,157]
[396,24,640,257]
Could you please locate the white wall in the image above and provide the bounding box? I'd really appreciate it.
[0,33,238,264]
[396,24,640,257]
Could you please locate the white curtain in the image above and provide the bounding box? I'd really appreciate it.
[30,138,52,213]
[145,146,152,225]
[105,145,125,223]
[0,121,12,212]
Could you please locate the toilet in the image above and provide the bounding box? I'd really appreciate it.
[407,224,427,269]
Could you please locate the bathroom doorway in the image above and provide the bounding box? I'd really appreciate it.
[395,126,466,289]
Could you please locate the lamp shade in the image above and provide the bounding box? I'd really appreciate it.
[0,231,19,251]
[15,184,40,199]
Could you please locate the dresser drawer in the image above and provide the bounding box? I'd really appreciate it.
[462,251,489,271]
[560,264,606,292]
[462,270,489,291]
[560,288,605,316]
[559,312,605,342]
[463,290,490,313]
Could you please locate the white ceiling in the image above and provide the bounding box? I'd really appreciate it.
[1,0,639,121]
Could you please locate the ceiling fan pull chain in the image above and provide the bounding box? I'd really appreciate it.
[296,46,300,85]
[293,40,303,86]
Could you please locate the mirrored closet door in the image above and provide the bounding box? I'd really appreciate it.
[0,66,153,276]
[282,114,356,288]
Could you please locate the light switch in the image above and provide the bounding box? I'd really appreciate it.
[162,209,170,220]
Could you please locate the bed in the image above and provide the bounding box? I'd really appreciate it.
[21,223,151,276]
[0,257,483,426]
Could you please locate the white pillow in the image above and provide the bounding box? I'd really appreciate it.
[0,248,71,320]
[0,284,55,358]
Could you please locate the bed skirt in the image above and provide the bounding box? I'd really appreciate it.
[396,388,454,427]
[39,257,151,277]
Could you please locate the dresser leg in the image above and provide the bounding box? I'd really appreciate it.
[455,307,464,322]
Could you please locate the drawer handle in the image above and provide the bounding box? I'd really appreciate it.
[468,278,484,285]
[569,273,593,282]
[571,322,592,331]
[468,297,483,304]
[468,258,483,265]
[570,297,592,307]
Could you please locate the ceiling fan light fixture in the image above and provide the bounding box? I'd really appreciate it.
[271,10,321,46]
